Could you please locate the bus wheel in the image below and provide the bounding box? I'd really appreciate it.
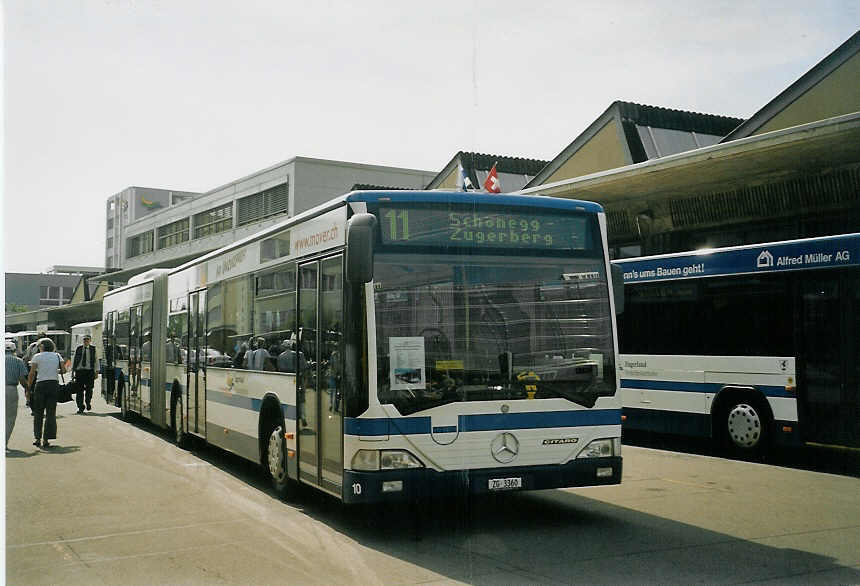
[267,424,291,499]
[171,392,187,448]
[722,398,769,454]
[119,381,131,421]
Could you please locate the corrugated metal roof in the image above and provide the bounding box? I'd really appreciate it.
[526,101,745,188]
[350,183,412,191]
[457,151,549,175]
[617,101,743,135]
[425,151,549,190]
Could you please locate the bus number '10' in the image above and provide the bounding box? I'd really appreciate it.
[385,210,409,241]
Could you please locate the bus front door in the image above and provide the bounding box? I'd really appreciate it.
[102,312,115,403]
[296,256,344,496]
[297,263,319,486]
[187,290,207,438]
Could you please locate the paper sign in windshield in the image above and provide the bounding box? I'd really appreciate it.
[389,337,426,390]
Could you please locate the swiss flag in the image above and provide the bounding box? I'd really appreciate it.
[483,163,501,193]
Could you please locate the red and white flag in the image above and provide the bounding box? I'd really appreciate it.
[483,163,501,193]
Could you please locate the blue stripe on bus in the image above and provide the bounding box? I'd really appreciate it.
[206,389,298,420]
[345,409,621,437]
[620,378,793,398]
[459,409,621,431]
[390,417,431,435]
[432,426,457,434]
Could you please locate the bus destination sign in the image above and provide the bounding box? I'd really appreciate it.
[378,207,589,251]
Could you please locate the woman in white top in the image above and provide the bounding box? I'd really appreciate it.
[26,338,66,448]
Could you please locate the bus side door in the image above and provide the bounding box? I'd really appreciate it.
[297,256,344,495]
[129,305,142,413]
[187,290,207,437]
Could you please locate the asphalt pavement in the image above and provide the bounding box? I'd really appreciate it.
[5,385,860,585]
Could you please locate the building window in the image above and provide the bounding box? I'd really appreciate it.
[106,237,114,250]
[193,203,233,239]
[237,181,289,227]
[106,257,113,270]
[39,285,72,307]
[107,217,114,230]
[127,231,154,258]
[157,217,190,249]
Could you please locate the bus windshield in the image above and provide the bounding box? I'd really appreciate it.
[373,252,616,415]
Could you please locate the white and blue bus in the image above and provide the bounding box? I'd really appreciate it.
[614,233,860,453]
[102,190,624,503]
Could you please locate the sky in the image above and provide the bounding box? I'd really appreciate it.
[2,0,858,274]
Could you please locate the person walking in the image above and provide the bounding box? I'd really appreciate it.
[5,341,29,449]
[26,338,66,449]
[276,339,306,373]
[72,334,97,413]
[244,337,271,371]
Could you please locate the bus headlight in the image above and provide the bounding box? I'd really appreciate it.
[380,450,424,470]
[351,449,425,471]
[351,450,380,471]
[577,438,621,458]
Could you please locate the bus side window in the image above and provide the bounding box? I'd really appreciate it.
[167,312,186,365]
[141,301,153,362]
[254,264,296,372]
[225,275,254,369]
[116,310,130,361]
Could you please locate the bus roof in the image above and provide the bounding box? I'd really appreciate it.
[344,190,605,214]
[613,232,860,284]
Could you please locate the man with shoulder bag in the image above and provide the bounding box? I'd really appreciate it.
[72,334,97,414]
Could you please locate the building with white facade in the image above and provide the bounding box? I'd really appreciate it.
[104,156,435,283]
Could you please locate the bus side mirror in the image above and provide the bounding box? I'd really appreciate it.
[611,264,625,315]
[346,213,377,283]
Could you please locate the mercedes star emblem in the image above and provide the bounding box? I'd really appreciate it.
[490,432,520,463]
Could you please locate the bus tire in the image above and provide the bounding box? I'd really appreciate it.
[113,376,121,407]
[718,394,770,455]
[260,412,293,499]
[171,391,188,449]
[119,379,131,421]
[265,422,292,499]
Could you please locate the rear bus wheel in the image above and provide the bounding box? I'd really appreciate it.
[172,392,187,448]
[119,380,131,421]
[267,424,292,499]
[722,397,770,455]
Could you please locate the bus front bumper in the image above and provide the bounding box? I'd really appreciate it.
[342,456,622,504]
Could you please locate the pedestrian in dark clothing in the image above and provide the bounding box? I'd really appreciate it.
[72,334,97,413]
[27,339,66,449]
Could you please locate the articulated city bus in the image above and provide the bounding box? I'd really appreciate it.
[614,233,860,453]
[102,190,624,503]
